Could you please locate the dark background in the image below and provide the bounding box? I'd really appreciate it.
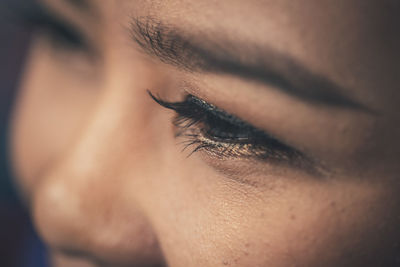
[0,0,48,266]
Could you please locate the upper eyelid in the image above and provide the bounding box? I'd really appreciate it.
[148,90,254,128]
[149,90,292,149]
[148,91,327,176]
[148,91,284,145]
[148,91,241,135]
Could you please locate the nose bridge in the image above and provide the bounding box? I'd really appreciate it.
[32,82,165,265]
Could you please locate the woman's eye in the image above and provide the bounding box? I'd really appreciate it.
[9,2,89,52]
[148,91,310,168]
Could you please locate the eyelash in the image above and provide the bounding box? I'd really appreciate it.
[9,2,88,51]
[148,91,305,165]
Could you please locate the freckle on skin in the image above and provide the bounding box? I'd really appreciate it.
[222,260,229,265]
[245,243,250,248]
[291,214,296,220]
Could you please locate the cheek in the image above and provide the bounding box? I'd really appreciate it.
[11,42,99,197]
[154,174,400,267]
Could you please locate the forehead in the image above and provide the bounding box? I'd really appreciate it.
[80,0,398,50]
[107,0,398,61]
[118,0,395,30]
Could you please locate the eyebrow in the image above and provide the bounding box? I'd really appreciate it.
[130,17,367,110]
[64,0,92,12]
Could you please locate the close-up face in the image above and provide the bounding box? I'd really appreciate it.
[10,0,400,266]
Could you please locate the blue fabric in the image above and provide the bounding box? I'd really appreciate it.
[21,232,49,267]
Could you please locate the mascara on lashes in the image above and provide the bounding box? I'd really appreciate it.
[147,91,307,165]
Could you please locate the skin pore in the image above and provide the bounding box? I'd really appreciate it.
[11,0,400,266]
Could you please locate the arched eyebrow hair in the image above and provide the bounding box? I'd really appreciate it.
[130,16,370,111]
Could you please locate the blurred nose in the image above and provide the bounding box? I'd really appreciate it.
[31,87,166,267]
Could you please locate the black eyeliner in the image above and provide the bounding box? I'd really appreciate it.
[148,91,310,167]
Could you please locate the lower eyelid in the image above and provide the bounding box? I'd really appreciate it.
[148,91,319,173]
[177,120,324,176]
[178,123,283,161]
[196,141,327,188]
[195,149,304,188]
[174,114,290,158]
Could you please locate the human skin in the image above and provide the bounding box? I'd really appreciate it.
[10,0,400,266]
